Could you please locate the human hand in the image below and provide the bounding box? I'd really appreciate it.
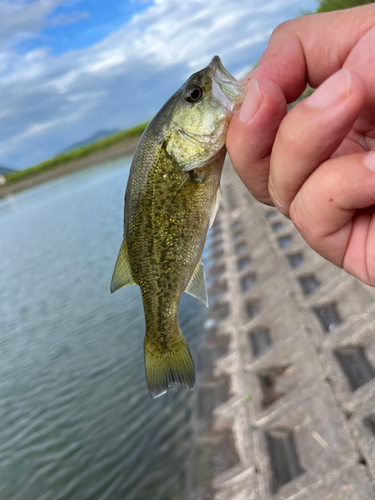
[227,4,375,286]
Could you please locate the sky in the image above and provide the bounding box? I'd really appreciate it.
[0,0,318,169]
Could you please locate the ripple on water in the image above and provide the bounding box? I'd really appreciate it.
[0,157,206,500]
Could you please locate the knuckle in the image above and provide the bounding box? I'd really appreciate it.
[253,191,275,206]
[290,194,320,248]
[269,17,306,45]
[271,19,295,37]
[268,178,290,217]
[245,177,274,206]
[289,201,304,233]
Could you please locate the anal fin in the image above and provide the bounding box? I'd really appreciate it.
[110,238,136,293]
[185,260,208,307]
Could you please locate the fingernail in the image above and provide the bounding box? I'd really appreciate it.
[364,152,375,172]
[239,80,262,123]
[306,69,351,109]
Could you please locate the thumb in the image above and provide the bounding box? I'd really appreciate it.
[226,78,286,205]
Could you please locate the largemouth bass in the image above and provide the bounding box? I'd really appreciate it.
[111,56,245,398]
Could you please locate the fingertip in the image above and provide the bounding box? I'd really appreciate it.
[345,68,366,105]
[304,68,365,111]
[238,80,263,124]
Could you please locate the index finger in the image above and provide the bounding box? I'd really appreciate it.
[246,4,375,103]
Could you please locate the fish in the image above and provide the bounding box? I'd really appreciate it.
[111,56,246,398]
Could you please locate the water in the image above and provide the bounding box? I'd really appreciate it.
[0,157,207,500]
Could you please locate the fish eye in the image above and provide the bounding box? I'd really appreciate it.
[184,85,203,103]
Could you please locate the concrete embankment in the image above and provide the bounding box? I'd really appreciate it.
[187,157,375,500]
[0,139,139,199]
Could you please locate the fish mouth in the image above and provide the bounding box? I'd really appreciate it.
[208,56,246,112]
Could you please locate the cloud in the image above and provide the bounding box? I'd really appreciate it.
[0,0,317,168]
[0,0,88,46]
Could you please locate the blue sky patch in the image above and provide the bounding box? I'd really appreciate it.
[0,0,318,168]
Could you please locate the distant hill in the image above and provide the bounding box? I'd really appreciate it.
[59,129,121,155]
[0,166,16,175]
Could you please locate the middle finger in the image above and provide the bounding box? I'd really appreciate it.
[268,69,365,217]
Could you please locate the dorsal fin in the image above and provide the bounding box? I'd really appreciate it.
[110,238,136,293]
[184,260,208,306]
[209,188,220,228]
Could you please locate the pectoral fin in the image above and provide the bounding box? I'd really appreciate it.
[185,260,208,306]
[209,188,220,228]
[110,238,135,293]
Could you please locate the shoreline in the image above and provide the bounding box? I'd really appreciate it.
[0,138,139,199]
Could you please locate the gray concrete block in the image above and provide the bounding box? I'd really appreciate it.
[281,255,350,302]
[291,465,375,500]
[205,328,231,362]
[235,252,280,290]
[318,319,375,413]
[237,298,309,362]
[213,469,259,500]
[197,375,232,424]
[244,336,326,422]
[238,275,291,328]
[190,159,375,499]
[350,398,375,482]
[298,278,375,345]
[255,383,358,499]
[188,426,242,500]
[210,397,257,472]
[259,214,304,257]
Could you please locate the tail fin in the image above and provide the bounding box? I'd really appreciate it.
[144,329,195,399]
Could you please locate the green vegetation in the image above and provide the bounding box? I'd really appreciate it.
[304,0,372,15]
[5,121,149,185]
[316,0,373,13]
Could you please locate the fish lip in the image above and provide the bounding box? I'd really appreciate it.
[208,55,246,106]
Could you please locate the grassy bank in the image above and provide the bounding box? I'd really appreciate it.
[5,122,148,185]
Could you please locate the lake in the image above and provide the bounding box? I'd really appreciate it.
[0,157,208,500]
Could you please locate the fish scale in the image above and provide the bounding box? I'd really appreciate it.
[111,56,246,398]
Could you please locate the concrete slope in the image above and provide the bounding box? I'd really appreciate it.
[188,157,375,500]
